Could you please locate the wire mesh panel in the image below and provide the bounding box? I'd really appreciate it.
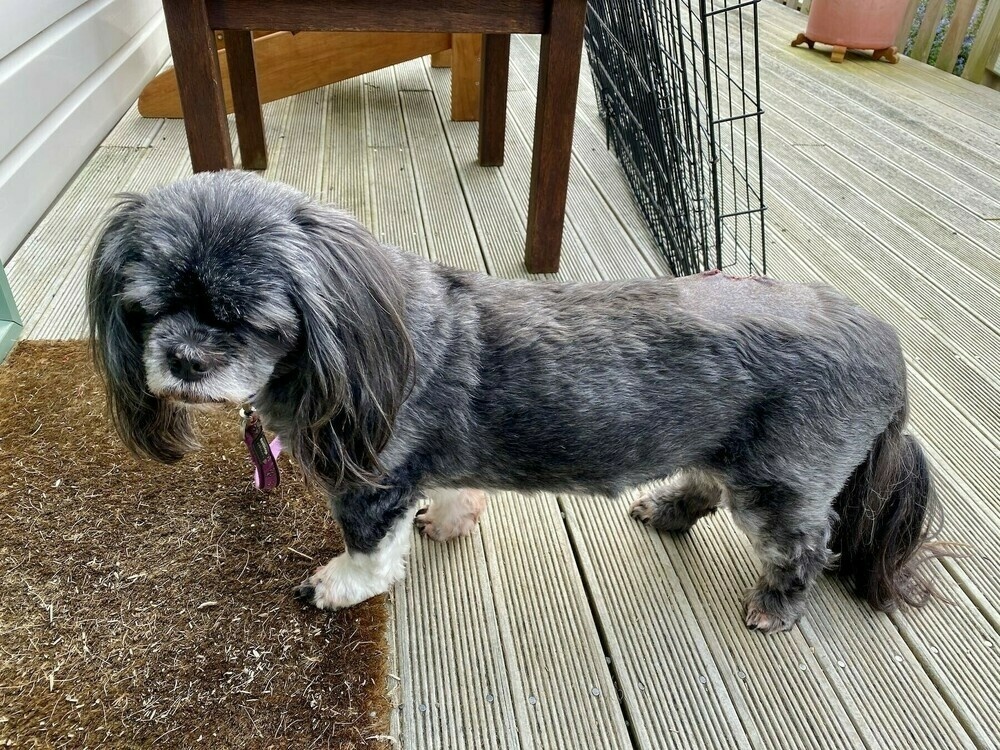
[584,0,767,276]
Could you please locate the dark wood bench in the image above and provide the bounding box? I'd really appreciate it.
[160,0,589,273]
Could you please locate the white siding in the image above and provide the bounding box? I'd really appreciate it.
[0,0,168,264]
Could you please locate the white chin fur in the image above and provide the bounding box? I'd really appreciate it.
[143,356,256,406]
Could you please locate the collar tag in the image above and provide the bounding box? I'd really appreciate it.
[240,405,281,491]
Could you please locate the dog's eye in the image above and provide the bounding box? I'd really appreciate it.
[121,298,147,319]
[234,320,295,349]
[233,320,271,340]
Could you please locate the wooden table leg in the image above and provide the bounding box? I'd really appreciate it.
[525,0,587,273]
[223,30,267,169]
[478,34,509,167]
[162,0,233,171]
[451,33,482,121]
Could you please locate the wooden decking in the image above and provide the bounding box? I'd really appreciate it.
[6,2,1000,747]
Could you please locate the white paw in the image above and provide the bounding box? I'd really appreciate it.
[294,508,416,610]
[415,489,487,541]
[294,554,391,610]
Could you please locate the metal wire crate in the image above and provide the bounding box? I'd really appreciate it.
[584,0,767,276]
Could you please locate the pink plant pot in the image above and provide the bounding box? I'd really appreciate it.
[805,0,908,51]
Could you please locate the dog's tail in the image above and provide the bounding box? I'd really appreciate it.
[832,403,949,611]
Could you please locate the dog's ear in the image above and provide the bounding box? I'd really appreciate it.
[282,202,414,488]
[87,195,197,463]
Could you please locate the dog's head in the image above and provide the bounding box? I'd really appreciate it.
[87,170,412,486]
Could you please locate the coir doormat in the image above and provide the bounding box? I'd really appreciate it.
[0,341,391,748]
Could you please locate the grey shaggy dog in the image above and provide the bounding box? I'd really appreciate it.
[87,170,943,633]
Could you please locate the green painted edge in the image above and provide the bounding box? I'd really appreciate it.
[0,267,23,363]
[0,321,21,363]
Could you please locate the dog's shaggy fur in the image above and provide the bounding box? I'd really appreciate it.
[88,170,943,632]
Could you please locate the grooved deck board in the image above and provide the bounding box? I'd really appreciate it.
[752,40,1000,208]
[759,133,1000,583]
[397,528,523,750]
[322,77,372,226]
[761,47,1000,226]
[265,90,326,194]
[561,494,756,750]
[400,51,653,749]
[756,22,1000,178]
[764,203,1000,639]
[399,86,486,271]
[737,16,1000,739]
[7,148,142,337]
[795,582,977,750]
[102,102,165,148]
[888,564,1000,749]
[480,493,632,750]
[760,85,1000,254]
[655,511,864,750]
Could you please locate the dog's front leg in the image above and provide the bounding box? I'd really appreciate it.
[295,474,419,611]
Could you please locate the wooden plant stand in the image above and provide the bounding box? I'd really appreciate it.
[791,33,899,64]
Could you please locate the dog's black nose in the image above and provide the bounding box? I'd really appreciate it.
[167,349,212,382]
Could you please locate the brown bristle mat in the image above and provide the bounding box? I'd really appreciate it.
[0,341,391,749]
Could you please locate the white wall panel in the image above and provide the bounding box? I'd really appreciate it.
[0,0,168,265]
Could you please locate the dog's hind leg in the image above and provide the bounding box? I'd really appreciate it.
[630,470,724,533]
[415,488,488,542]
[730,487,835,634]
